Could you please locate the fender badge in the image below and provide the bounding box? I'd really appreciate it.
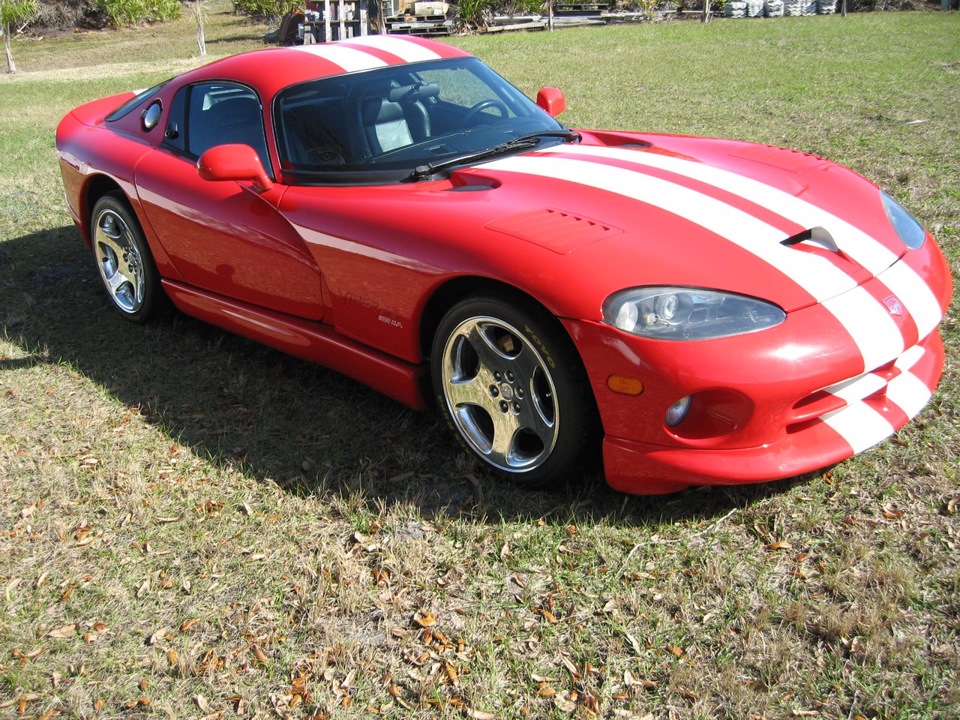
[883,295,904,316]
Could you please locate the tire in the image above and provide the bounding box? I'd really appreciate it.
[90,192,163,323]
[431,290,598,489]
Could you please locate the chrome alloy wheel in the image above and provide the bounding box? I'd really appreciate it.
[94,208,146,314]
[440,315,560,473]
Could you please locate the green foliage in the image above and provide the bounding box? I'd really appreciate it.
[231,0,294,21]
[1,0,39,26]
[93,0,182,28]
[454,0,491,28]
[454,0,545,29]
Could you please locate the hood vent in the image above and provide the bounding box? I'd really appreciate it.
[486,207,623,254]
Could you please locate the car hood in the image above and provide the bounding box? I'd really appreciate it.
[454,133,914,315]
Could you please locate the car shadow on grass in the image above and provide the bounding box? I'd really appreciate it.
[1,226,808,527]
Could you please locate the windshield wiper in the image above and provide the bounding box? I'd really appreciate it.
[406,130,580,182]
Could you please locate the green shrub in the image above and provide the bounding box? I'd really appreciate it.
[232,0,295,21]
[94,0,182,27]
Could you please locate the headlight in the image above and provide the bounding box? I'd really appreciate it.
[603,287,786,341]
[881,190,926,250]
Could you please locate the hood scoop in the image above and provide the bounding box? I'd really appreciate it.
[780,226,871,283]
[486,207,623,255]
[781,226,840,254]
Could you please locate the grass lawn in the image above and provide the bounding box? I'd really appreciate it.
[1,3,958,718]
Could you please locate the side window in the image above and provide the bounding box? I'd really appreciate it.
[183,83,272,174]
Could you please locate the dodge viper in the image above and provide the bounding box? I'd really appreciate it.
[56,35,952,494]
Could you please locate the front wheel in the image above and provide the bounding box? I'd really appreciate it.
[90,192,163,323]
[431,291,598,489]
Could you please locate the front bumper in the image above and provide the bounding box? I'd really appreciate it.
[599,332,945,494]
[564,278,949,495]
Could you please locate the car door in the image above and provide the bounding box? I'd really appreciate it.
[134,81,324,320]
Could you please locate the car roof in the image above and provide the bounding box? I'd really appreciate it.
[177,36,473,98]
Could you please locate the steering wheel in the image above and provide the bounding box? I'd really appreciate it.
[463,99,509,125]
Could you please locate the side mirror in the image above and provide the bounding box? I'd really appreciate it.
[536,87,566,118]
[197,144,273,192]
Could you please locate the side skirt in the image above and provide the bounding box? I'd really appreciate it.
[161,280,429,410]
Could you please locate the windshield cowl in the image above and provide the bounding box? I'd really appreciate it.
[405,130,581,182]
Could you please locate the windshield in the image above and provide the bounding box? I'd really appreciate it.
[273,57,569,184]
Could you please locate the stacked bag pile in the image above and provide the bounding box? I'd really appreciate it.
[782,0,817,14]
[764,0,784,15]
[724,1,748,17]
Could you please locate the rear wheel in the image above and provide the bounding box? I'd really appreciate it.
[90,193,163,323]
[431,291,597,488]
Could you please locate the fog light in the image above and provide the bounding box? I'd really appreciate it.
[665,396,692,427]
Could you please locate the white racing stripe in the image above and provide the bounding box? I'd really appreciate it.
[877,256,943,341]
[289,44,387,72]
[821,402,895,454]
[886,370,933,420]
[556,144,943,342]
[821,346,932,452]
[339,35,441,63]
[823,372,887,404]
[821,287,902,371]
[488,154,904,369]
[893,343,925,372]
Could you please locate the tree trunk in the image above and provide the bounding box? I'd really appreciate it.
[5,22,17,74]
[194,2,206,57]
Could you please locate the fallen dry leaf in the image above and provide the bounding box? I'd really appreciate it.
[624,632,644,655]
[413,610,436,628]
[554,692,577,712]
[47,624,76,639]
[466,709,496,720]
[443,662,459,686]
[531,673,558,683]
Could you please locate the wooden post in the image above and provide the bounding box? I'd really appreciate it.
[360,0,368,35]
[324,0,332,40]
[339,0,347,39]
[548,0,554,30]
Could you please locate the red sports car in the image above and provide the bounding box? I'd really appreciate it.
[56,35,952,494]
